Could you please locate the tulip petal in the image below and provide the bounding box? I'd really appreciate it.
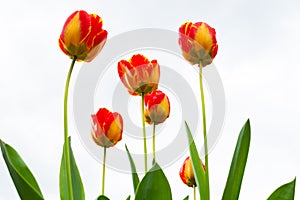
[59,38,69,57]
[130,54,150,66]
[106,114,123,144]
[61,11,91,47]
[85,14,105,48]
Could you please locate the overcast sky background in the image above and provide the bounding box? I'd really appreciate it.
[0,0,299,199]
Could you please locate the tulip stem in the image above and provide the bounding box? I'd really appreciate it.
[102,147,107,195]
[141,93,148,174]
[193,185,196,200]
[152,124,156,163]
[199,62,210,199]
[63,56,77,200]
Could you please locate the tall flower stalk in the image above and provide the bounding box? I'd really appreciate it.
[199,61,210,195]
[63,56,77,198]
[102,147,107,195]
[59,10,107,198]
[141,93,148,172]
[152,124,156,162]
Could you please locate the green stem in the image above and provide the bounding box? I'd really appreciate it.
[152,124,156,163]
[199,62,210,199]
[102,147,107,195]
[193,185,196,200]
[141,93,148,174]
[64,56,77,200]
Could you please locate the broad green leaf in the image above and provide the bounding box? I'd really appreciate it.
[126,195,131,200]
[222,119,251,200]
[0,139,44,200]
[183,195,189,200]
[97,195,110,200]
[125,144,140,193]
[135,163,172,200]
[185,121,209,200]
[267,178,296,200]
[60,137,85,200]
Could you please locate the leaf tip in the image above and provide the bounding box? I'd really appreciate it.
[243,119,251,137]
[246,118,250,123]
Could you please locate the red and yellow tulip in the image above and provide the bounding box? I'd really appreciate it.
[179,156,206,187]
[59,10,108,62]
[91,108,123,148]
[118,54,160,96]
[179,22,218,66]
[144,90,170,125]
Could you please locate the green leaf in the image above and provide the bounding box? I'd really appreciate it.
[222,119,251,200]
[126,195,131,200]
[135,163,172,200]
[185,121,209,200]
[96,195,110,200]
[0,139,44,200]
[60,137,85,200]
[183,195,189,200]
[267,178,296,200]
[125,144,140,193]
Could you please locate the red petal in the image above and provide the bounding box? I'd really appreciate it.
[179,22,193,36]
[90,13,103,29]
[60,11,79,41]
[103,111,115,134]
[78,10,92,42]
[211,43,218,59]
[58,38,69,56]
[118,60,133,78]
[179,22,195,52]
[179,157,189,185]
[96,108,110,132]
[188,23,200,40]
[91,30,107,47]
[85,14,106,47]
[145,90,164,108]
[130,54,150,67]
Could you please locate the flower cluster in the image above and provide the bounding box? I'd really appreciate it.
[0,7,295,200]
[58,9,219,199]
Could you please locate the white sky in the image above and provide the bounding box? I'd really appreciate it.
[0,0,299,199]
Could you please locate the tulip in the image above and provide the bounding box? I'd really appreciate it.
[179,22,218,67]
[59,10,108,62]
[179,156,206,187]
[118,54,160,96]
[91,108,123,148]
[144,90,170,125]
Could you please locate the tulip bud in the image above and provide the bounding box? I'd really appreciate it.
[59,10,108,62]
[179,22,218,67]
[91,108,123,148]
[144,90,170,125]
[179,157,206,187]
[118,54,160,96]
